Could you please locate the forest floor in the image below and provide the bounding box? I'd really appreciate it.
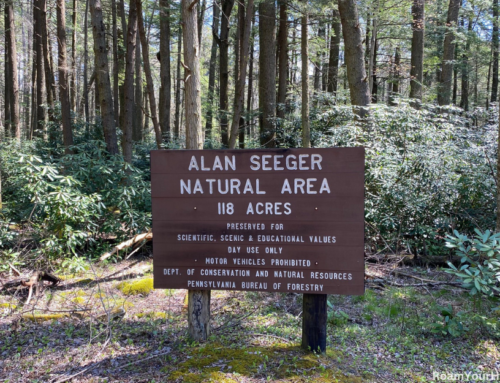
[0,256,499,383]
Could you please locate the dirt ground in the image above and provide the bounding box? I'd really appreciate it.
[1,256,499,383]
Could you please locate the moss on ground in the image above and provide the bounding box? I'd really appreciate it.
[0,303,17,309]
[22,313,69,322]
[116,278,154,295]
[165,343,363,382]
[137,311,167,320]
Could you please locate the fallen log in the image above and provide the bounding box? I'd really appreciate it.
[1,271,60,290]
[99,231,152,262]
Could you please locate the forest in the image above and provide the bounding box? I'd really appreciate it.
[0,0,500,381]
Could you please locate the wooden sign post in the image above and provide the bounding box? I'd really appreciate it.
[151,148,365,349]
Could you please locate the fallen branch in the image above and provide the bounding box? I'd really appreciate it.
[367,278,463,288]
[99,231,152,262]
[1,271,60,291]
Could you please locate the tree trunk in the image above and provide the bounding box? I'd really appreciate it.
[122,0,137,163]
[259,0,276,147]
[71,0,78,112]
[218,0,236,147]
[229,0,253,149]
[41,0,55,120]
[174,25,182,138]
[277,1,287,119]
[112,0,120,124]
[205,0,219,139]
[57,0,75,154]
[460,15,471,111]
[301,8,310,148]
[497,100,500,231]
[137,0,162,149]
[181,0,209,342]
[159,0,171,140]
[198,0,206,47]
[409,0,424,102]
[5,0,19,139]
[493,0,499,103]
[90,0,119,154]
[314,24,324,93]
[327,9,341,96]
[5,2,12,136]
[83,0,90,125]
[437,0,460,106]
[390,47,400,106]
[34,0,46,134]
[452,47,458,105]
[134,30,143,141]
[338,0,371,116]
[372,39,378,103]
[247,12,255,135]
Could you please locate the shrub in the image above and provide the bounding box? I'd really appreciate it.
[445,229,500,297]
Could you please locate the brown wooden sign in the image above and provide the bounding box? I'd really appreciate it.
[151,148,365,295]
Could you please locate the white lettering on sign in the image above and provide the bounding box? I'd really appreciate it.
[188,280,237,288]
[241,282,268,290]
[200,269,251,277]
[310,272,353,280]
[246,202,292,215]
[227,222,265,230]
[188,155,236,171]
[308,236,336,244]
[205,258,227,264]
[287,283,324,292]
[180,178,266,195]
[271,259,311,267]
[233,258,265,265]
[177,234,215,241]
[274,270,304,278]
[280,178,331,194]
[249,154,322,171]
[163,268,180,275]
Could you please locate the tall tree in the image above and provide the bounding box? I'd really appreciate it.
[301,4,310,148]
[205,0,220,138]
[180,0,208,342]
[277,0,287,119]
[57,0,75,153]
[460,14,472,111]
[174,26,182,138]
[122,0,138,163]
[84,0,90,125]
[34,0,46,134]
[216,0,236,146]
[327,9,341,96]
[247,12,255,133]
[90,0,119,154]
[437,0,460,106]
[314,24,324,93]
[134,30,143,141]
[159,0,171,139]
[112,0,120,123]
[259,0,276,147]
[390,47,400,105]
[137,0,162,149]
[4,0,19,138]
[492,0,499,102]
[409,0,424,102]
[229,0,254,148]
[41,0,55,120]
[71,0,78,111]
[338,0,371,116]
